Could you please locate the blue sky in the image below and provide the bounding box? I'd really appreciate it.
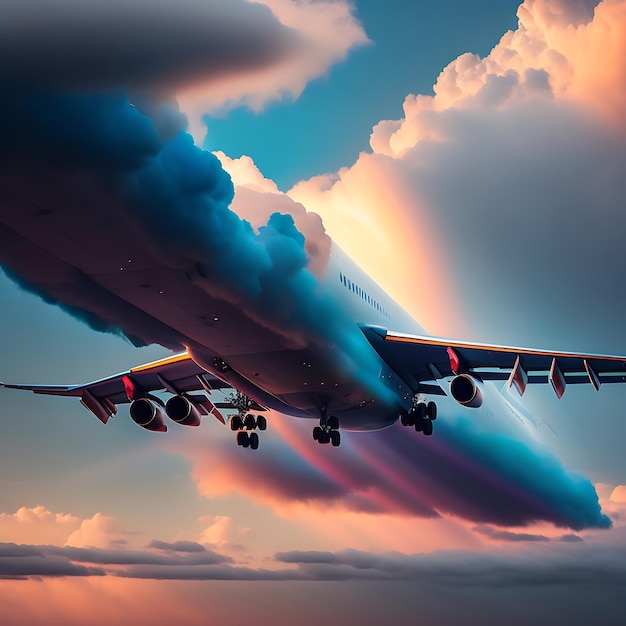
[1,1,625,624]
[204,0,521,189]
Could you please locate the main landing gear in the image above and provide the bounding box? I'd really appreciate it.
[400,397,437,437]
[312,414,341,447]
[228,391,267,450]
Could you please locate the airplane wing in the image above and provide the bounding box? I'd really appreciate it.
[362,325,626,398]
[0,352,235,425]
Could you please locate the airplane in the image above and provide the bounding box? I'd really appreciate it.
[2,199,626,453]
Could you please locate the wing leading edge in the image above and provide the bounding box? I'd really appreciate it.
[1,352,231,424]
[362,325,626,398]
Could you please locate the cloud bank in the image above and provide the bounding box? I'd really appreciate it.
[289,0,626,348]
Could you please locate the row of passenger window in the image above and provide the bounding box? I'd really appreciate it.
[339,272,390,319]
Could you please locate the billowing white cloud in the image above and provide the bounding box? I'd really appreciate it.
[288,0,626,349]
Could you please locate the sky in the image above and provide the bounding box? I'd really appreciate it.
[1,1,626,624]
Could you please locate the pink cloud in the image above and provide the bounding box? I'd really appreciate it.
[0,506,80,545]
[65,513,130,549]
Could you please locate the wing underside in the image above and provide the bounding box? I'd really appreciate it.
[1,352,238,424]
[362,325,626,398]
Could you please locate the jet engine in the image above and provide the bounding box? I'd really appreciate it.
[450,374,484,408]
[165,395,201,427]
[129,398,167,431]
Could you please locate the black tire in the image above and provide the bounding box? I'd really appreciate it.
[400,411,410,427]
[423,418,433,436]
[230,415,242,431]
[237,431,249,447]
[327,415,339,431]
[416,403,427,420]
[257,415,267,431]
[414,416,423,432]
[427,401,437,421]
[330,430,341,447]
[244,414,256,430]
[319,431,331,445]
[313,426,322,441]
[249,432,259,450]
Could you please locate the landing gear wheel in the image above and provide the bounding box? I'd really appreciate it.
[257,415,267,431]
[244,414,256,430]
[400,410,411,427]
[423,418,433,436]
[415,402,427,420]
[427,401,437,421]
[249,432,259,450]
[414,416,424,432]
[327,415,339,431]
[319,430,331,445]
[237,431,250,447]
[231,415,243,431]
[330,430,341,447]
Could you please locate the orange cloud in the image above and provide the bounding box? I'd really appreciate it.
[0,506,80,545]
[65,513,130,549]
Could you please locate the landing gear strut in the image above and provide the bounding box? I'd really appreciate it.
[400,395,437,437]
[313,413,341,447]
[227,391,267,450]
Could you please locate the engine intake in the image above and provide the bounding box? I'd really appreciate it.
[130,398,167,431]
[450,374,483,408]
[165,395,201,427]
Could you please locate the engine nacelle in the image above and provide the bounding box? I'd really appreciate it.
[129,398,167,431]
[450,374,484,408]
[165,395,201,427]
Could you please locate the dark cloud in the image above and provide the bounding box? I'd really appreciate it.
[0,541,232,579]
[0,543,104,578]
[473,525,551,542]
[148,540,207,553]
[0,0,300,93]
[0,85,399,405]
[275,545,626,586]
[189,399,609,529]
[2,538,625,588]
[46,545,230,566]
[117,564,302,581]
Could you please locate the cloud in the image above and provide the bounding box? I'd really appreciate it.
[148,540,207,554]
[2,536,625,586]
[272,544,626,584]
[0,543,105,578]
[65,513,129,549]
[0,506,81,545]
[216,152,332,277]
[0,82,398,406]
[0,0,368,141]
[289,0,626,346]
[179,0,369,136]
[178,393,610,530]
[0,0,297,93]
[473,524,585,543]
[610,485,626,502]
